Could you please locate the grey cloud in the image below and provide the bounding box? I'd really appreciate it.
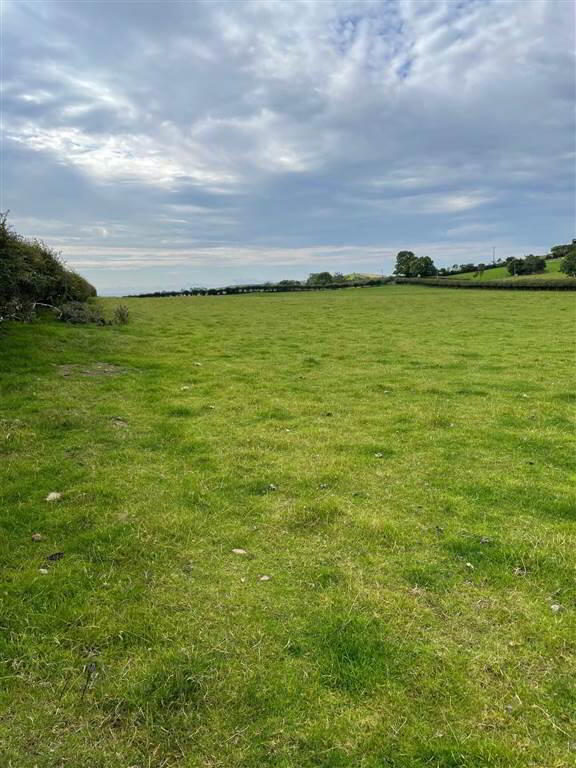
[3,0,574,292]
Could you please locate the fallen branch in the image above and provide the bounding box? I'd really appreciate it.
[31,302,63,317]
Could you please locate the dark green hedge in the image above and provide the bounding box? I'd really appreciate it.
[130,277,393,298]
[0,214,96,320]
[394,277,576,291]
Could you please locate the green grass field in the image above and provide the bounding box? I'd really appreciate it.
[1,286,575,768]
[446,258,570,281]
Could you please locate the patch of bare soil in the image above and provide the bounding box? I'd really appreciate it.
[58,362,126,377]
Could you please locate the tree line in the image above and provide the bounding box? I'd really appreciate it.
[393,241,576,278]
[130,275,392,298]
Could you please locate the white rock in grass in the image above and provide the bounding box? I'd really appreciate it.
[465,562,475,570]
[551,604,564,613]
[38,568,49,575]
[31,533,43,542]
[259,575,271,582]
[45,492,62,502]
[232,548,247,555]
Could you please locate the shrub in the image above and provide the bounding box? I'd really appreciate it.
[507,255,546,276]
[113,304,130,325]
[551,241,576,260]
[59,301,106,325]
[63,270,97,302]
[394,252,437,277]
[307,272,334,286]
[560,250,576,277]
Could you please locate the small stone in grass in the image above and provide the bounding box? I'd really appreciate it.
[551,603,564,613]
[45,492,62,502]
[265,483,277,492]
[319,483,329,489]
[207,405,215,410]
[374,452,384,458]
[181,386,190,391]
[480,536,493,544]
[259,575,271,582]
[465,562,474,570]
[31,533,43,542]
[38,568,49,575]
[232,548,247,555]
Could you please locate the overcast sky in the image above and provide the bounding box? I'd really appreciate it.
[3,0,575,293]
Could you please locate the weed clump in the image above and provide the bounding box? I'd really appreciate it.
[113,304,130,325]
[59,301,106,325]
[58,302,131,326]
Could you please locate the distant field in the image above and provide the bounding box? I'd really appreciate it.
[1,286,574,768]
[447,257,570,281]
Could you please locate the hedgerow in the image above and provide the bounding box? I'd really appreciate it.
[394,277,576,291]
[0,213,96,322]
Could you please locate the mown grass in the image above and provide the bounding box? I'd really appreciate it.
[0,286,574,768]
[446,258,571,281]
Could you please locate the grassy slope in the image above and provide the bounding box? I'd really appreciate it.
[344,272,381,281]
[446,258,570,281]
[1,287,575,768]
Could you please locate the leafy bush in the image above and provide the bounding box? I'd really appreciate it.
[560,250,576,277]
[59,301,106,325]
[113,304,130,324]
[307,272,334,286]
[551,241,576,260]
[394,251,437,277]
[0,212,97,322]
[507,254,546,276]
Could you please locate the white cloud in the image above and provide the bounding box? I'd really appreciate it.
[7,123,239,189]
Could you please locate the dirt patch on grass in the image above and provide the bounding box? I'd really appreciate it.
[58,362,126,377]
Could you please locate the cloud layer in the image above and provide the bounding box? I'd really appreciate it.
[3,0,575,292]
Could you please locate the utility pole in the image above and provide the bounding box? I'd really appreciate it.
[492,246,496,264]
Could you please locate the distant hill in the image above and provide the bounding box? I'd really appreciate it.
[344,272,382,281]
[446,258,571,281]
